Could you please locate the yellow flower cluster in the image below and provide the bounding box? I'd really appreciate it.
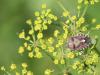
[10,64,16,70]
[44,69,54,75]
[34,4,57,32]
[72,61,84,73]
[76,17,85,28]
[1,63,33,75]
[85,51,99,65]
[67,52,75,59]
[96,24,100,29]
[54,58,65,64]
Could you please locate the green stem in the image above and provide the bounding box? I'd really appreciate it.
[81,5,88,17]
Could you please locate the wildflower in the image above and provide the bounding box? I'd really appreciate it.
[96,24,100,29]
[43,24,48,30]
[22,63,28,68]
[28,52,34,58]
[92,18,96,23]
[26,19,32,25]
[60,59,65,64]
[48,47,54,53]
[42,4,47,9]
[34,24,41,31]
[18,46,24,54]
[67,52,75,59]
[58,39,63,46]
[37,32,43,39]
[27,45,32,51]
[29,29,34,35]
[48,37,54,44]
[65,20,70,24]
[76,17,85,28]
[34,47,40,52]
[63,33,68,39]
[72,61,81,69]
[41,44,46,49]
[35,52,42,58]
[48,20,52,24]
[27,71,33,75]
[62,11,69,17]
[34,11,40,16]
[22,69,27,74]
[15,72,20,75]
[44,69,53,75]
[10,64,16,70]
[54,59,59,64]
[53,16,58,21]
[25,36,30,40]
[54,30,59,37]
[19,31,25,39]
[82,26,87,31]
[24,42,28,47]
[71,16,77,20]
[1,66,5,71]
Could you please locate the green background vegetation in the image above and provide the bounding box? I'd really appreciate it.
[0,0,100,75]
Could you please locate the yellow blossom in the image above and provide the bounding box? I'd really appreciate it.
[34,11,39,16]
[25,36,30,40]
[71,16,77,20]
[60,59,65,64]
[22,63,28,68]
[34,24,41,31]
[27,71,33,75]
[22,69,27,74]
[24,42,28,47]
[82,26,87,31]
[44,69,53,75]
[10,64,16,70]
[18,46,24,54]
[16,72,20,75]
[29,29,34,35]
[62,11,69,17]
[35,52,42,58]
[54,16,58,21]
[54,59,59,64]
[67,52,75,59]
[92,18,96,23]
[79,17,85,24]
[43,24,48,30]
[28,52,34,58]
[41,44,46,49]
[19,31,25,39]
[1,66,5,71]
[26,19,32,25]
[27,45,32,51]
[96,24,100,29]
[34,47,40,52]
[48,37,54,44]
[54,30,59,37]
[37,32,43,39]
[58,39,63,46]
[48,20,52,24]
[48,47,54,53]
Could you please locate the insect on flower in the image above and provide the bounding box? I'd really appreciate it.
[68,33,91,50]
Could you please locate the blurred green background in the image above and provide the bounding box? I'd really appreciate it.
[0,0,100,75]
